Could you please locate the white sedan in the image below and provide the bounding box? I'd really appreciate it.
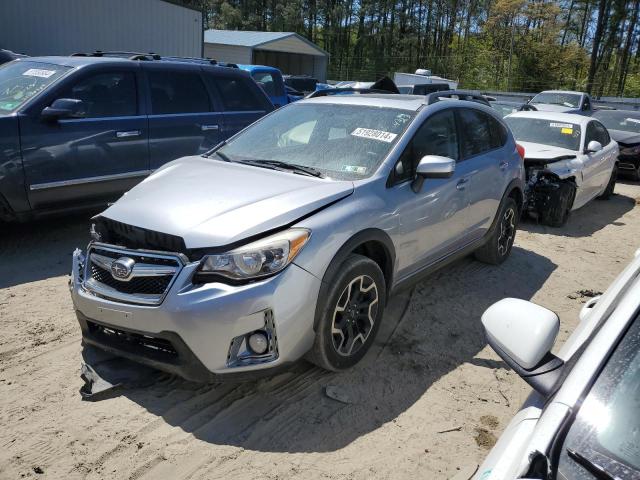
[505,111,619,226]
[477,249,640,479]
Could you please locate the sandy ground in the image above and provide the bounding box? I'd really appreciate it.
[1,182,639,480]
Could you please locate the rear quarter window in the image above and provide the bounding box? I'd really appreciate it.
[206,75,269,112]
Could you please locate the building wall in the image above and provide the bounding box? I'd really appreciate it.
[0,0,202,57]
[203,44,252,64]
[253,50,327,81]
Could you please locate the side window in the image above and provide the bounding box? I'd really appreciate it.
[487,115,508,149]
[252,72,276,97]
[394,109,458,183]
[148,71,210,115]
[58,72,137,118]
[582,96,591,111]
[207,76,265,112]
[593,121,610,145]
[457,108,494,158]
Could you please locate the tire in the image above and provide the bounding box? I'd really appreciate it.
[307,254,386,371]
[541,182,575,227]
[474,197,518,265]
[632,165,640,182]
[597,165,617,200]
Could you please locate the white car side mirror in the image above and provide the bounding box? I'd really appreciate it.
[482,298,564,396]
[586,140,603,153]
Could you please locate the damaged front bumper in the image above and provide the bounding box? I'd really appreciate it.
[523,158,580,219]
[70,245,321,382]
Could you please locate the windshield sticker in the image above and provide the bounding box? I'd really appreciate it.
[22,68,56,78]
[561,127,573,135]
[351,127,398,143]
[342,165,367,175]
[550,122,574,129]
[625,118,640,124]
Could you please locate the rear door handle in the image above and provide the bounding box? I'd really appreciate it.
[201,124,219,131]
[116,130,141,138]
[456,178,468,190]
[499,161,509,171]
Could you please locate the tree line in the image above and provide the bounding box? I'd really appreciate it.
[184,0,640,97]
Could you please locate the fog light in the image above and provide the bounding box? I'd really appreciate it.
[248,332,268,354]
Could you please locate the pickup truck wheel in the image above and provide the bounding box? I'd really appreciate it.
[307,254,386,371]
[541,182,575,227]
[474,197,518,265]
[597,165,617,200]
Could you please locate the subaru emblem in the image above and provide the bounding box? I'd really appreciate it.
[111,257,135,281]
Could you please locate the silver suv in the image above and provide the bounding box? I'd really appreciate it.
[70,92,525,381]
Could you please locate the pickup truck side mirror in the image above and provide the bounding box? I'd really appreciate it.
[586,140,603,153]
[412,155,455,193]
[482,298,564,397]
[41,98,86,121]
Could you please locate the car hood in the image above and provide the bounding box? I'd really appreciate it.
[101,156,354,249]
[608,129,640,145]
[519,141,578,162]
[530,103,580,113]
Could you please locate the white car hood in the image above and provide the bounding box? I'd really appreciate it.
[531,104,580,114]
[518,141,578,161]
[101,156,354,249]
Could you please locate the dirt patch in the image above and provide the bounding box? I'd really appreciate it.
[474,428,498,449]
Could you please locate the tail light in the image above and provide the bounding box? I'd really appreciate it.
[516,143,525,160]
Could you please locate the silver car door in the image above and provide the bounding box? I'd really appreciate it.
[455,108,507,240]
[390,109,470,279]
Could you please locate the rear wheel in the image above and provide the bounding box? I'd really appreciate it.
[541,182,575,227]
[307,254,386,371]
[597,165,617,200]
[474,197,518,265]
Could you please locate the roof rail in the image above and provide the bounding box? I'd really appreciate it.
[425,90,490,106]
[69,51,239,68]
[306,87,398,98]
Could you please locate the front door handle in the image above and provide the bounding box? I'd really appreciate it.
[116,130,141,138]
[499,161,509,171]
[456,178,469,190]
[201,124,219,131]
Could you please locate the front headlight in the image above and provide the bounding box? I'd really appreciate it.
[621,145,640,156]
[195,228,310,282]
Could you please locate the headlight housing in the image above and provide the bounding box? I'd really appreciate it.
[194,229,310,282]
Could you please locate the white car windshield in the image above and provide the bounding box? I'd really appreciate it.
[0,61,71,114]
[593,110,640,134]
[505,116,582,151]
[214,103,415,180]
[531,92,582,108]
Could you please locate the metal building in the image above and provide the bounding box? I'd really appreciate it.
[0,0,203,57]
[204,30,329,81]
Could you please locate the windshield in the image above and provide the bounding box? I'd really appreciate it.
[530,92,582,108]
[557,316,640,479]
[505,116,582,151]
[593,110,640,134]
[0,61,71,114]
[214,103,415,180]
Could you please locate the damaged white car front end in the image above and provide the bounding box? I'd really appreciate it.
[506,112,619,226]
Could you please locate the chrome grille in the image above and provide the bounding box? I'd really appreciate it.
[83,244,184,306]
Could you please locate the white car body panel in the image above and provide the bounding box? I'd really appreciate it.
[507,111,619,211]
[475,251,640,479]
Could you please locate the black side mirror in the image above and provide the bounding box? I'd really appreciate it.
[41,98,86,121]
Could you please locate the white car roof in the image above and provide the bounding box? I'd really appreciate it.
[506,110,592,127]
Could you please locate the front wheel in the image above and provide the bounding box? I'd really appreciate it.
[307,254,386,371]
[474,196,518,265]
